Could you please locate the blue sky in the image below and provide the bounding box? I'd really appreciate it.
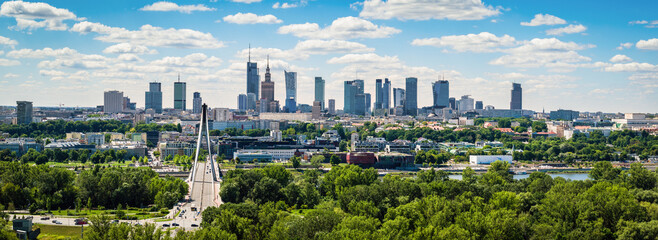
[0,0,656,113]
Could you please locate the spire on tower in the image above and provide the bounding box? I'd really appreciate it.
[248,43,251,62]
[178,73,180,82]
[267,54,269,68]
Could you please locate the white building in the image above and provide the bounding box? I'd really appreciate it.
[211,108,233,121]
[469,155,513,165]
[459,95,474,112]
[259,112,312,121]
[104,90,124,113]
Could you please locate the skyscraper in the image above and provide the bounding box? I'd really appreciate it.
[365,93,371,115]
[475,101,483,110]
[510,83,522,110]
[174,76,186,110]
[193,92,202,114]
[344,79,365,115]
[432,80,449,108]
[145,82,162,113]
[449,97,456,110]
[261,56,274,104]
[375,79,383,109]
[238,94,247,111]
[405,77,418,116]
[104,90,124,113]
[459,95,474,112]
[247,93,257,111]
[314,77,325,110]
[383,78,391,109]
[247,48,259,105]
[328,99,335,115]
[285,71,297,102]
[16,101,32,124]
[393,88,405,108]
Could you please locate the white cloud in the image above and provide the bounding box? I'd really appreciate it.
[151,53,222,68]
[359,0,500,21]
[0,1,81,31]
[103,43,158,54]
[609,54,632,63]
[71,21,224,49]
[229,0,262,3]
[604,62,658,72]
[272,2,298,9]
[489,38,594,71]
[223,13,283,24]
[0,36,18,46]
[411,32,516,53]
[545,24,586,36]
[617,42,633,50]
[7,47,78,58]
[278,16,400,39]
[0,58,20,66]
[140,1,215,14]
[235,40,374,61]
[3,73,19,78]
[636,38,658,50]
[629,20,658,28]
[488,72,579,93]
[39,70,67,76]
[521,13,566,26]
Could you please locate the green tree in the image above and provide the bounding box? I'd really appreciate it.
[330,155,341,166]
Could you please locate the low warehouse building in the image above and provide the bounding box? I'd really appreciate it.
[469,155,513,165]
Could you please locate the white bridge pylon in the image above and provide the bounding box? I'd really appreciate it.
[187,103,217,195]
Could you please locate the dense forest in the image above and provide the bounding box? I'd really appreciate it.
[82,162,658,239]
[0,163,187,212]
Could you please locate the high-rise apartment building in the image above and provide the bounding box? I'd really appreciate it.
[393,88,405,108]
[405,77,418,116]
[328,99,335,115]
[238,94,247,111]
[193,92,202,114]
[261,56,274,104]
[432,80,449,108]
[145,82,162,113]
[174,78,186,110]
[104,90,124,113]
[314,77,325,110]
[16,101,32,124]
[510,83,522,110]
[459,95,474,112]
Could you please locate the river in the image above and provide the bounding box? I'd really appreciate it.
[448,172,590,181]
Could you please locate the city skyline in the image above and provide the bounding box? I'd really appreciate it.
[0,0,657,112]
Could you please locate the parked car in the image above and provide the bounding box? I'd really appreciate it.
[191,224,198,227]
[162,224,170,227]
[51,220,57,223]
[172,223,179,227]
[54,220,62,225]
[40,217,50,220]
[111,220,119,224]
[74,218,87,225]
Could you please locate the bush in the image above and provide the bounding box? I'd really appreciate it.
[160,208,170,215]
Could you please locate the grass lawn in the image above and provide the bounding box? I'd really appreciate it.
[154,218,173,222]
[46,209,165,220]
[34,224,88,240]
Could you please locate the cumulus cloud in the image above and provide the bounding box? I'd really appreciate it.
[71,21,224,48]
[604,62,658,72]
[489,38,594,72]
[103,43,158,54]
[359,0,500,21]
[545,24,587,36]
[609,54,632,63]
[0,1,81,31]
[617,42,633,50]
[7,47,78,58]
[278,16,400,39]
[235,40,374,61]
[3,73,19,78]
[636,38,658,50]
[411,32,516,53]
[223,13,283,24]
[0,36,18,47]
[151,53,222,68]
[0,58,20,66]
[520,14,566,26]
[140,1,215,14]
